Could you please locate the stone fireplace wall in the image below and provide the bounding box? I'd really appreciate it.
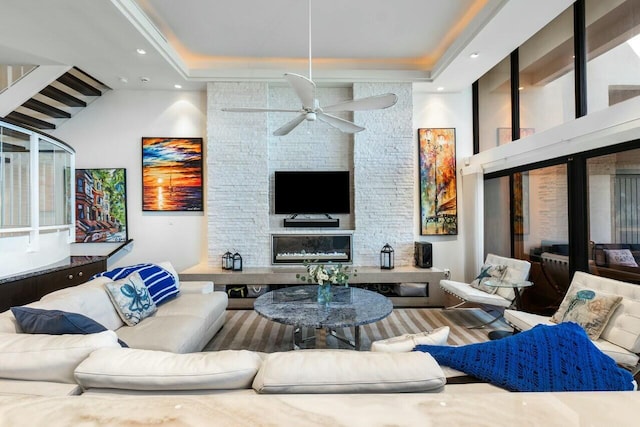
[206,81,414,268]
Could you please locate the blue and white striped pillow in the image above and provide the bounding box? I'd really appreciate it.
[94,263,179,305]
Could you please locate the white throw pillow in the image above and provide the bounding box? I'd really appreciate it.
[604,249,639,267]
[74,348,262,391]
[252,350,445,394]
[469,263,507,294]
[370,326,450,352]
[0,330,119,383]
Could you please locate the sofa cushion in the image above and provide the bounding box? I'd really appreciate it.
[115,315,206,353]
[252,350,445,394]
[74,348,262,391]
[550,289,622,340]
[104,273,157,326]
[36,278,124,331]
[0,330,120,383]
[93,263,179,305]
[440,280,512,307]
[415,323,635,392]
[10,306,128,347]
[371,326,449,352]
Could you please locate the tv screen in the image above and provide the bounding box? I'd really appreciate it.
[274,171,350,214]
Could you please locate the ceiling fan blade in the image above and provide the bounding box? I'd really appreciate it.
[221,107,300,113]
[322,93,398,112]
[316,112,365,134]
[273,113,307,136]
[284,73,316,110]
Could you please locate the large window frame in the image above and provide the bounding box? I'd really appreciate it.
[0,119,76,248]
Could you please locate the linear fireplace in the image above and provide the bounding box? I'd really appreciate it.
[271,234,353,264]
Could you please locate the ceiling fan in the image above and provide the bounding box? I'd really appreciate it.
[221,0,398,136]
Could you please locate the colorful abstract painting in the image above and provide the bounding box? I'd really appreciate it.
[142,137,203,212]
[75,168,128,242]
[418,128,457,235]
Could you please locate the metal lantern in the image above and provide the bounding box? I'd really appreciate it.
[232,252,243,271]
[380,243,394,270]
[222,251,233,270]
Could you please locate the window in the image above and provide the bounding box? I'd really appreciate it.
[519,6,575,134]
[586,0,640,112]
[478,56,512,151]
[588,146,640,283]
[0,127,31,228]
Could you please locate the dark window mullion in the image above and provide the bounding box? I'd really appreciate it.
[574,0,587,118]
[510,50,520,141]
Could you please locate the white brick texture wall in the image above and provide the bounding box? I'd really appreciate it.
[206,81,414,267]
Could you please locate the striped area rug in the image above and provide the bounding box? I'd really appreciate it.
[204,308,510,352]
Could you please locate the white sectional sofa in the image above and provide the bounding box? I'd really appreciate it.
[0,261,228,395]
[505,271,640,372]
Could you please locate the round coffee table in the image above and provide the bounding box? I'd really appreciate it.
[254,285,393,350]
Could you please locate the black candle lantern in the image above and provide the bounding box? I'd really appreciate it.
[222,251,233,270]
[232,252,243,271]
[380,243,394,270]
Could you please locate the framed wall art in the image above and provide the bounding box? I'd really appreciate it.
[418,128,457,235]
[142,137,203,212]
[75,168,128,243]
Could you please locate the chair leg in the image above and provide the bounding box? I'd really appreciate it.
[444,300,468,309]
[467,312,505,329]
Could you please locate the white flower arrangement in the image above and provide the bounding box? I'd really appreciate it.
[296,261,355,286]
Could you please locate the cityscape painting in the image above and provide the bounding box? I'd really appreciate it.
[75,168,128,243]
[418,128,457,235]
[142,137,203,212]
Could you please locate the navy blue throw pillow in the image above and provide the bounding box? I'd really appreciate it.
[10,306,128,348]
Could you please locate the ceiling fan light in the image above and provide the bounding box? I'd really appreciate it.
[305,112,317,121]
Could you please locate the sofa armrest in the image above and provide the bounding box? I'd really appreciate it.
[179,281,214,294]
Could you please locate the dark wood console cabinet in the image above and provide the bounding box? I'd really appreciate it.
[0,256,107,312]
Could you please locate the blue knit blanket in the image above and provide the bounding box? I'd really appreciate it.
[414,322,634,392]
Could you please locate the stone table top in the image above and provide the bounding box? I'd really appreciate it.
[254,285,393,329]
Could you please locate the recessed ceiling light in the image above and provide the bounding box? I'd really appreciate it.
[136,48,147,55]
[118,77,128,84]
[436,87,444,91]
[174,84,182,89]
[140,77,150,83]
[470,52,479,59]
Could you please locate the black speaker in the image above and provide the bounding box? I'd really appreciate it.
[414,242,433,268]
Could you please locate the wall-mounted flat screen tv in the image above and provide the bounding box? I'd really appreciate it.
[274,171,350,214]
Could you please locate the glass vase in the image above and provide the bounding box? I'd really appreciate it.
[317,283,333,306]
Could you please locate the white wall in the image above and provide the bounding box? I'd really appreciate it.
[413,87,473,281]
[53,89,207,272]
[39,83,474,278]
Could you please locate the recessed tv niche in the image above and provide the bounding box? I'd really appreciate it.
[274,171,350,214]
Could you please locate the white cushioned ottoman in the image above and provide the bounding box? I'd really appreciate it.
[252,350,445,394]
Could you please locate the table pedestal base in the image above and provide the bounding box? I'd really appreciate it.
[293,326,362,350]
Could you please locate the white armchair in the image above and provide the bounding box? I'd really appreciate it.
[440,254,532,328]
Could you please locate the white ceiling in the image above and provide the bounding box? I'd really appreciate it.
[0,0,574,92]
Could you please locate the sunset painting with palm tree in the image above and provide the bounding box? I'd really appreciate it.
[142,137,203,211]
